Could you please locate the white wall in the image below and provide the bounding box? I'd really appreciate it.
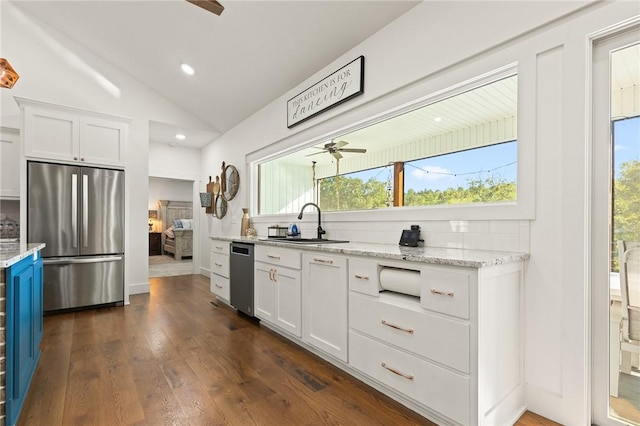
[148,178,192,210]
[0,2,214,298]
[200,1,639,424]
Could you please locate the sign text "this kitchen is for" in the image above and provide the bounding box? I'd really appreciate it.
[287,56,364,128]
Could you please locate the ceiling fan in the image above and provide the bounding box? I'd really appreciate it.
[306,140,367,160]
[186,0,224,16]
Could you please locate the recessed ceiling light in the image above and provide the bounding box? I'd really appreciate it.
[176,134,186,140]
[434,117,442,122]
[181,63,194,75]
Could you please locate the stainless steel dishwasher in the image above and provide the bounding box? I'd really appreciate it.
[229,241,255,317]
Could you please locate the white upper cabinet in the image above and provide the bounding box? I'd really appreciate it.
[17,98,128,168]
[79,116,127,167]
[0,127,21,199]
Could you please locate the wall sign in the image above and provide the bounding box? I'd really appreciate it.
[287,56,364,128]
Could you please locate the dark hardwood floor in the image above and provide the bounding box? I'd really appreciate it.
[18,274,558,425]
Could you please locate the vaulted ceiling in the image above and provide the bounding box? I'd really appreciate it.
[11,0,421,148]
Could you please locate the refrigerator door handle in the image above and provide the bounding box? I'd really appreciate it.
[43,256,123,265]
[82,174,89,247]
[72,173,78,248]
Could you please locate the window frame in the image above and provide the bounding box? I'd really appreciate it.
[249,62,535,222]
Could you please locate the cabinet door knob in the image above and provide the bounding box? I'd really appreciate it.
[81,158,85,161]
[74,157,78,160]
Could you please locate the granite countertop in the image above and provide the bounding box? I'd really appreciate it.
[0,242,46,268]
[211,236,529,268]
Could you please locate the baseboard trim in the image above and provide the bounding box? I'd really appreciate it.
[129,281,150,295]
[524,383,563,424]
[200,267,211,276]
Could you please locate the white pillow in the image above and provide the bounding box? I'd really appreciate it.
[180,219,193,229]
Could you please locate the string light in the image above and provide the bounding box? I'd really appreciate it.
[405,161,517,177]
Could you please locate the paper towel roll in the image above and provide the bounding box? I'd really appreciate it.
[379,268,421,297]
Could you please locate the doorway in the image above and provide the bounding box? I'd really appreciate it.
[592,23,640,426]
[148,176,196,278]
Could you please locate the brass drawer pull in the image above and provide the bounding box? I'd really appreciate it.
[215,283,223,289]
[381,362,414,380]
[215,245,224,250]
[214,262,223,267]
[354,274,370,280]
[430,289,454,297]
[267,254,281,260]
[313,258,333,264]
[381,320,414,334]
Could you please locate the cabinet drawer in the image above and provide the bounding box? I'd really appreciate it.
[349,292,469,373]
[420,266,471,319]
[255,246,301,270]
[210,252,229,277]
[211,239,230,255]
[349,331,469,426]
[348,258,380,296]
[210,273,230,301]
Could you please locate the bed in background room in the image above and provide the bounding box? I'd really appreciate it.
[158,200,193,261]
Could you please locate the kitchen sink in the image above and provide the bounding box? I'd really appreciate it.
[273,238,349,245]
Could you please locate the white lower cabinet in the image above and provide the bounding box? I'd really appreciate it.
[302,252,348,362]
[348,257,525,426]
[254,246,301,337]
[244,242,524,426]
[349,330,470,426]
[210,239,230,303]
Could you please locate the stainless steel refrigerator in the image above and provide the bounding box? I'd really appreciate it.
[28,161,125,312]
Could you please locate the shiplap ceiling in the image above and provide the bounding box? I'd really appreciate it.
[611,43,640,119]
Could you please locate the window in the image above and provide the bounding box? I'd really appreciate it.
[257,71,518,215]
[612,115,640,270]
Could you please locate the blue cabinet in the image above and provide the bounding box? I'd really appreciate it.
[6,252,43,426]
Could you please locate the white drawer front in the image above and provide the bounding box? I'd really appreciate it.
[255,245,301,270]
[420,267,471,319]
[349,292,469,373]
[210,239,230,255]
[210,252,229,278]
[349,331,470,426]
[348,258,380,296]
[210,273,230,301]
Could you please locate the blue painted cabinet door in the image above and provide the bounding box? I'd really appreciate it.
[6,253,43,426]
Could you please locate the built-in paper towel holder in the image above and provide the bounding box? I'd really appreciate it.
[379,266,421,297]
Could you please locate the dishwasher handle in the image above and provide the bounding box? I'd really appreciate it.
[231,244,252,256]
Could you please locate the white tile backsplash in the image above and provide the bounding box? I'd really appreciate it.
[252,218,530,252]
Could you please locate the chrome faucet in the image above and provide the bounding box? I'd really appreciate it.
[297,202,326,240]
